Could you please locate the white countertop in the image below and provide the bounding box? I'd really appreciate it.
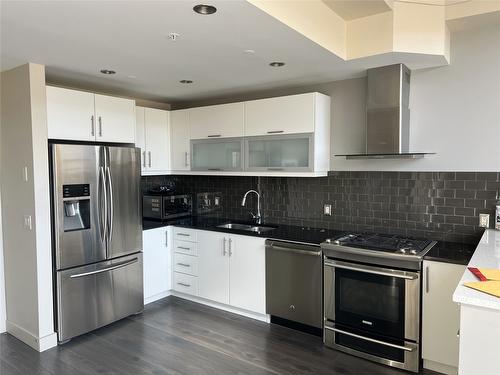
[453,229,500,311]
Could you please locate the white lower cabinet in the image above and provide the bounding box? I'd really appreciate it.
[422,260,465,375]
[143,226,171,304]
[197,231,230,304]
[174,228,266,316]
[229,235,266,314]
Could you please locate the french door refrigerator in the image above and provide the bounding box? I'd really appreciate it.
[50,143,143,342]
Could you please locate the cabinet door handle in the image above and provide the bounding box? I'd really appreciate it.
[222,237,227,256]
[267,130,284,134]
[98,116,102,137]
[228,238,232,257]
[143,151,146,168]
[165,230,168,246]
[425,266,430,293]
[91,115,95,136]
[268,168,284,171]
[148,151,152,167]
[207,134,221,138]
[177,282,190,287]
[185,152,189,167]
[208,168,222,171]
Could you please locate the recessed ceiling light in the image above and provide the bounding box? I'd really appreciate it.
[244,49,255,54]
[193,4,217,15]
[180,80,193,84]
[168,32,180,41]
[100,69,116,75]
[127,75,137,79]
[269,62,285,67]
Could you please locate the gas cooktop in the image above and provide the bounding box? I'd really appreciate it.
[321,232,437,270]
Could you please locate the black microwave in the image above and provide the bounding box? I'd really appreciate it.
[143,194,192,220]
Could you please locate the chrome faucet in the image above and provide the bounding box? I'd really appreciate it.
[241,190,262,224]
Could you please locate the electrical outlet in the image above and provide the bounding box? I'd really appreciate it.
[324,204,332,216]
[214,196,220,206]
[479,214,490,228]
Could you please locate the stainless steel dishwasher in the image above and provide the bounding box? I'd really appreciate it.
[265,240,322,331]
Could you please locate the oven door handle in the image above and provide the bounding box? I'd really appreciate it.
[324,260,418,280]
[325,326,414,352]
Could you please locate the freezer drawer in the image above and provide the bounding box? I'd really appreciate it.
[56,253,143,342]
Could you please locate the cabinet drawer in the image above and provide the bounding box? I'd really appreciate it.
[173,240,198,256]
[173,253,198,276]
[173,227,197,242]
[173,272,198,296]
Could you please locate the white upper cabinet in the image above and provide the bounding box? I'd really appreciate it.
[170,110,190,171]
[47,86,136,143]
[136,106,170,175]
[244,93,317,136]
[46,86,95,141]
[189,102,244,139]
[94,94,135,143]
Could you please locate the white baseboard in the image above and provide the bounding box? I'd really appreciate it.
[144,290,171,305]
[423,359,458,375]
[171,291,270,323]
[6,320,57,352]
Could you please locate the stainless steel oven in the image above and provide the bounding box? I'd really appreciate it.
[323,258,420,372]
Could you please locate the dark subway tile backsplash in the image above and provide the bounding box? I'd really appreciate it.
[142,171,500,245]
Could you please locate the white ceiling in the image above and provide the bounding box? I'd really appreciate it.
[0,0,446,104]
[322,0,391,20]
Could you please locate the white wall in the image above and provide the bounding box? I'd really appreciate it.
[0,63,56,351]
[332,22,500,171]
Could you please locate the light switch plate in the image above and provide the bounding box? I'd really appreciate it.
[479,213,490,228]
[23,215,32,230]
[324,204,332,216]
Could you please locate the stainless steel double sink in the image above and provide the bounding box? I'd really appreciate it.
[216,222,277,234]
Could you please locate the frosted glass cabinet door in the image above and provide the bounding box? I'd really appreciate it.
[191,138,244,171]
[245,134,313,172]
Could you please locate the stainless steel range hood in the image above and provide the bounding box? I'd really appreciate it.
[337,63,433,160]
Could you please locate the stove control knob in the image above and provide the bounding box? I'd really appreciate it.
[410,249,418,255]
[325,239,331,244]
[398,248,407,254]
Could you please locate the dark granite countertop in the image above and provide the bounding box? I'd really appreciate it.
[423,241,476,266]
[143,216,344,246]
[143,216,478,264]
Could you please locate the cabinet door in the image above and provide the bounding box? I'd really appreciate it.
[245,93,315,136]
[170,110,190,171]
[135,106,147,172]
[197,231,229,304]
[191,138,243,171]
[229,235,266,314]
[245,134,313,172]
[189,102,244,139]
[94,94,135,143]
[422,260,465,369]
[143,227,171,303]
[46,86,95,141]
[145,108,170,172]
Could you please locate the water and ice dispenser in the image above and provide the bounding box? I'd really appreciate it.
[62,184,90,232]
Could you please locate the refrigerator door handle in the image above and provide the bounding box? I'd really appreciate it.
[98,165,108,245]
[106,164,114,245]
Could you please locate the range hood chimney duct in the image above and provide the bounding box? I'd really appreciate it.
[366,63,411,154]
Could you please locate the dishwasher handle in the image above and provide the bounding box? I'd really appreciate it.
[266,241,321,256]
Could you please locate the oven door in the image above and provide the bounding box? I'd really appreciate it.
[324,259,420,342]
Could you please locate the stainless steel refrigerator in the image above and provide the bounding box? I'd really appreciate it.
[50,143,143,342]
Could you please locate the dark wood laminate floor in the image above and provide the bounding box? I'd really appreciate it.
[0,296,440,375]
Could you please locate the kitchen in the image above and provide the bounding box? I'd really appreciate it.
[1,1,500,375]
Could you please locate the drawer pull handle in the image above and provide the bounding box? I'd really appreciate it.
[177,246,191,251]
[177,233,190,237]
[267,130,284,134]
[207,134,221,138]
[177,263,190,267]
[177,282,191,287]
